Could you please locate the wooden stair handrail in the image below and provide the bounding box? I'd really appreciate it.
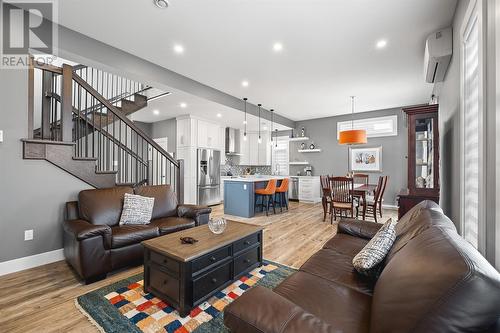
[72,73,179,167]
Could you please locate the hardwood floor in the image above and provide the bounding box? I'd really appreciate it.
[0,202,396,333]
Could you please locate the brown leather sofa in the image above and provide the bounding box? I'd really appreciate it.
[63,185,211,283]
[224,201,500,333]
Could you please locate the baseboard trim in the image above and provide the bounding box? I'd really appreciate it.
[0,248,64,276]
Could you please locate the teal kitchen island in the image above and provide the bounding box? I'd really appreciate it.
[223,176,287,218]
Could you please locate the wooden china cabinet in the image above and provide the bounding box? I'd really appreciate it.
[398,104,440,218]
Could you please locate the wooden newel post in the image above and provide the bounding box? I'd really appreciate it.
[61,64,73,142]
[177,159,184,204]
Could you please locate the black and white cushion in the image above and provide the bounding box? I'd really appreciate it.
[119,193,155,225]
[352,218,396,276]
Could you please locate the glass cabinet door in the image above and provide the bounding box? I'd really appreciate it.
[414,117,434,189]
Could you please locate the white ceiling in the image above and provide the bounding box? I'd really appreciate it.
[134,87,290,132]
[57,0,457,121]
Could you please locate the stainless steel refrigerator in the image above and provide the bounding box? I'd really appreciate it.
[197,148,221,206]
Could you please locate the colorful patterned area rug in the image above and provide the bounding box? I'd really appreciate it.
[76,261,296,333]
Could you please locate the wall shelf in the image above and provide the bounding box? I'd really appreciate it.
[298,149,322,153]
[289,161,310,165]
[288,137,309,142]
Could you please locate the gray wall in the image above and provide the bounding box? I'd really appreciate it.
[436,0,469,230]
[0,69,91,262]
[150,119,177,154]
[289,107,407,206]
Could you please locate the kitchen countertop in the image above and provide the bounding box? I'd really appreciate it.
[223,176,288,182]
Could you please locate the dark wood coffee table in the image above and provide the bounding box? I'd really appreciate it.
[142,220,263,317]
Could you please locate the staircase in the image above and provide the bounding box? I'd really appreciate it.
[23,61,184,202]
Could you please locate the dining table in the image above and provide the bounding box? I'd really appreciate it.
[353,183,378,220]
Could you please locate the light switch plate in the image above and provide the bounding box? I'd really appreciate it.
[24,229,33,241]
[0,130,3,142]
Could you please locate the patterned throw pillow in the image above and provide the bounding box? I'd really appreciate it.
[352,219,397,276]
[119,193,155,225]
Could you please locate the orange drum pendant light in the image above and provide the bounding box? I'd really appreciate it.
[339,96,367,145]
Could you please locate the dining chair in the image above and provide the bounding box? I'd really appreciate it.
[352,173,369,206]
[378,176,389,218]
[320,175,332,221]
[329,176,354,223]
[274,178,290,213]
[362,176,386,223]
[255,179,277,216]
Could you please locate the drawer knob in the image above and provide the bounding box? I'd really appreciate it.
[244,259,250,264]
[211,278,217,284]
[210,256,217,262]
[163,279,168,285]
[163,259,168,264]
[244,241,251,245]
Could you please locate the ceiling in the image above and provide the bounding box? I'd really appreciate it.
[134,87,291,132]
[57,0,457,121]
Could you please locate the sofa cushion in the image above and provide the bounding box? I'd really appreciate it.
[386,200,455,263]
[134,185,178,220]
[79,187,133,226]
[110,225,159,249]
[274,271,371,332]
[323,233,369,258]
[370,209,500,333]
[352,218,396,276]
[300,249,376,295]
[119,193,155,225]
[150,217,195,235]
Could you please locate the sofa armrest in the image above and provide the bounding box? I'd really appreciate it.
[177,204,211,226]
[338,218,382,239]
[224,286,336,333]
[63,219,111,248]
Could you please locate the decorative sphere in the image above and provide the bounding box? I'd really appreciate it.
[208,218,227,234]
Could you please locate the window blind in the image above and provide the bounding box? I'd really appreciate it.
[463,13,480,249]
[337,115,398,139]
[272,137,289,176]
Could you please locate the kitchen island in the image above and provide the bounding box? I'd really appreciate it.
[223,176,287,218]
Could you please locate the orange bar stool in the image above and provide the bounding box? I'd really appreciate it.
[274,178,290,213]
[255,179,277,216]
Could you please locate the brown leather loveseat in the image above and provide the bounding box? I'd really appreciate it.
[224,201,500,332]
[63,185,211,283]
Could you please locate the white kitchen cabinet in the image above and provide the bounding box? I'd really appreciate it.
[239,131,270,165]
[197,119,220,149]
[176,117,197,148]
[298,177,321,203]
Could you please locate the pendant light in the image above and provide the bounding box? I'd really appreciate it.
[270,109,274,146]
[338,96,367,145]
[258,104,262,144]
[243,98,248,141]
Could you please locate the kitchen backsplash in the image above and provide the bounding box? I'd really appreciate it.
[221,164,272,176]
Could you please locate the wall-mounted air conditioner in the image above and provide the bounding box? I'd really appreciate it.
[424,27,452,83]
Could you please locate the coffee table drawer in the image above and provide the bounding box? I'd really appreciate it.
[234,233,260,253]
[150,265,180,302]
[193,262,231,302]
[234,246,260,276]
[150,251,180,276]
[192,245,231,274]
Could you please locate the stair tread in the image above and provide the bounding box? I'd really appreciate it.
[95,170,118,175]
[72,156,97,161]
[22,138,76,146]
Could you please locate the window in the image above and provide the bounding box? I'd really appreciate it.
[272,136,289,176]
[461,0,484,250]
[336,115,398,139]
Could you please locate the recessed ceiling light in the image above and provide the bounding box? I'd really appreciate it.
[263,126,268,131]
[241,80,249,87]
[376,39,387,49]
[180,102,187,108]
[153,109,160,115]
[216,113,222,118]
[243,120,247,124]
[154,0,169,9]
[173,44,184,54]
[273,42,284,52]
